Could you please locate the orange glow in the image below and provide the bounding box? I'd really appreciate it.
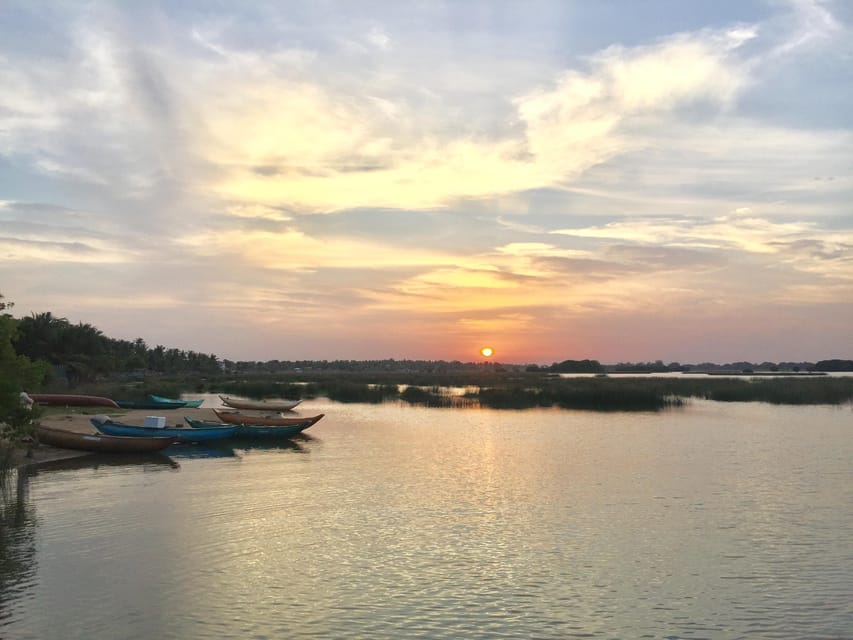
[480,346,494,358]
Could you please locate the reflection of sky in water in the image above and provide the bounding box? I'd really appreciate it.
[4,400,853,639]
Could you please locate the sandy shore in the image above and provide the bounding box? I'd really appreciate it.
[38,407,219,434]
[12,407,221,468]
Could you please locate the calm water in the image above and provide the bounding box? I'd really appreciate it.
[2,399,851,639]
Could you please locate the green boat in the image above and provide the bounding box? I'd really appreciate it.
[116,399,187,410]
[148,394,204,408]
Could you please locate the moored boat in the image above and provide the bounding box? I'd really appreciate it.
[185,416,315,438]
[219,395,302,411]
[28,393,120,408]
[91,416,238,442]
[34,424,178,453]
[212,409,324,427]
[148,394,204,408]
[115,399,187,410]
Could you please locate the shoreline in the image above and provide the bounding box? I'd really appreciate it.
[8,408,221,470]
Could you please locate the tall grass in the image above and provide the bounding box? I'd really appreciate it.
[62,371,853,411]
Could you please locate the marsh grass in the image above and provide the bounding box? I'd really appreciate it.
[325,382,398,404]
[55,371,853,411]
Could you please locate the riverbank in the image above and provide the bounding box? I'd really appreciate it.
[7,408,220,469]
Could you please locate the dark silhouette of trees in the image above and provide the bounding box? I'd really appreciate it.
[12,311,220,382]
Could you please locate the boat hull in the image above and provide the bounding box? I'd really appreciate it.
[91,417,238,442]
[219,395,302,411]
[213,409,324,427]
[28,394,119,408]
[116,400,187,410]
[34,424,177,453]
[185,416,314,438]
[148,394,204,408]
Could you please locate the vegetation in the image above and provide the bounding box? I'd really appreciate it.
[2,304,852,419]
[13,311,221,384]
[542,359,605,373]
[1,295,49,473]
[813,359,853,372]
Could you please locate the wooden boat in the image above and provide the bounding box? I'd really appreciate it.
[28,393,119,408]
[34,424,177,453]
[213,409,324,427]
[115,399,187,410]
[148,394,204,408]
[90,416,238,442]
[219,395,302,411]
[185,416,315,438]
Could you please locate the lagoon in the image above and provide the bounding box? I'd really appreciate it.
[2,398,852,639]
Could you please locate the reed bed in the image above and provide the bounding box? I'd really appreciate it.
[51,372,853,411]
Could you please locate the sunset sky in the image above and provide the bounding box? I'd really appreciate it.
[2,1,851,364]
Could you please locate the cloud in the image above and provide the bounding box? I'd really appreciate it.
[1,2,851,362]
[199,22,761,212]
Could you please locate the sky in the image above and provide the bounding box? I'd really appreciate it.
[1,0,851,365]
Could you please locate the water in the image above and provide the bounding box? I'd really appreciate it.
[2,399,851,639]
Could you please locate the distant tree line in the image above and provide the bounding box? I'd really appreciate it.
[813,359,853,372]
[4,304,853,392]
[11,311,221,385]
[220,358,506,374]
[528,359,606,373]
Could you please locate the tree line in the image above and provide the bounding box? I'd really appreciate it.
[9,310,222,384]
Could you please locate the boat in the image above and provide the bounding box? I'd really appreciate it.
[212,409,324,427]
[219,395,302,411]
[148,394,204,408]
[185,416,315,438]
[33,424,178,453]
[90,416,238,442]
[115,399,187,410]
[27,393,120,408]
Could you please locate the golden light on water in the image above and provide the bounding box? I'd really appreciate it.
[480,346,494,358]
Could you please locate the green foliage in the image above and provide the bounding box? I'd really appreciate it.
[13,312,222,384]
[0,295,49,442]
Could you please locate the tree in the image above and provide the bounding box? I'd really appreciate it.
[0,294,49,443]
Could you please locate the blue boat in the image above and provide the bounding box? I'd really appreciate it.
[184,416,315,439]
[91,416,238,442]
[148,394,204,408]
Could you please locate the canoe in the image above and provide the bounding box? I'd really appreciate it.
[28,393,120,408]
[185,416,315,438]
[148,394,204,408]
[34,424,178,453]
[116,399,187,410]
[219,395,302,411]
[213,409,324,427]
[90,416,238,442]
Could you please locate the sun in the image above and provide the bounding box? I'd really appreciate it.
[479,346,494,358]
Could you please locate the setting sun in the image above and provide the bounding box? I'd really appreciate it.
[480,346,494,358]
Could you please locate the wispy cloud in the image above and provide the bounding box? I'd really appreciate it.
[1,1,850,362]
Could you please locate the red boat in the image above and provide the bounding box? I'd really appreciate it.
[33,424,178,453]
[27,393,120,408]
